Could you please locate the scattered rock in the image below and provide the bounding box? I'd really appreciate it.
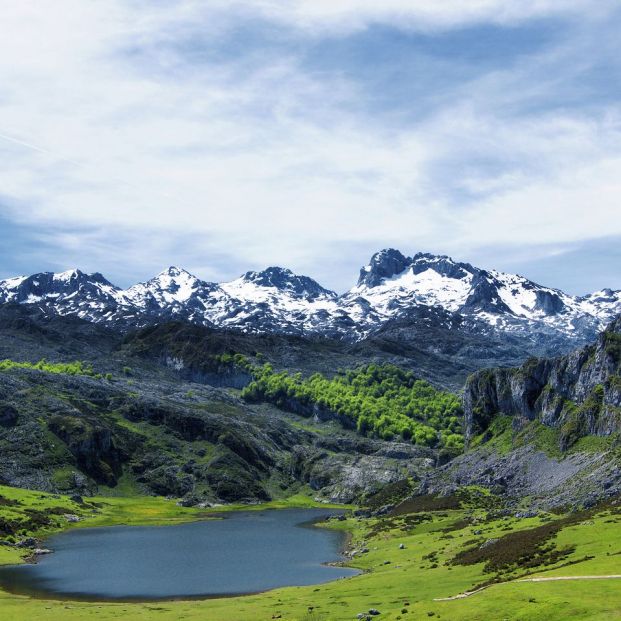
[479,538,499,549]
[515,511,538,519]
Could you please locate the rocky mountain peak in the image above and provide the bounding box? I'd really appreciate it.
[240,266,335,299]
[147,266,205,286]
[0,269,118,305]
[357,248,411,288]
[124,266,211,308]
[161,266,191,278]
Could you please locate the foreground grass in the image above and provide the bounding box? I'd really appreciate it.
[1,485,620,620]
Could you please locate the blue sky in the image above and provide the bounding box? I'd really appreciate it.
[0,1,620,294]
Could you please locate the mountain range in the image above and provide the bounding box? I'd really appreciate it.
[1,249,619,365]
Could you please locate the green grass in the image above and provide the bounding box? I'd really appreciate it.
[1,485,621,620]
[470,414,514,453]
[471,415,620,461]
[0,359,103,378]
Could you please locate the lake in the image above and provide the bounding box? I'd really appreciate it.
[0,508,359,600]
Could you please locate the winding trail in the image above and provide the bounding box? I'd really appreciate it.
[433,575,621,601]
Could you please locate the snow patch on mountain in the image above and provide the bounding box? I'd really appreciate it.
[0,250,619,351]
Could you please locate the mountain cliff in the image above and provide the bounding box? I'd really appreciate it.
[464,316,621,447]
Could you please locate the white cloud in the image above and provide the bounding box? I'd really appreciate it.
[239,0,614,33]
[0,1,619,290]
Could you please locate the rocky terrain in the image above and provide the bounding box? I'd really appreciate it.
[1,291,620,512]
[0,305,435,504]
[422,316,621,509]
[463,316,621,445]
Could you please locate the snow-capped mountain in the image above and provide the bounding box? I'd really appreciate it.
[345,249,621,339]
[1,250,619,357]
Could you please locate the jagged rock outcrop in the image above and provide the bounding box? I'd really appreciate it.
[464,316,621,448]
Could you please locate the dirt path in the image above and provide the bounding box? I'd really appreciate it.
[516,575,621,582]
[433,575,621,601]
[433,586,491,601]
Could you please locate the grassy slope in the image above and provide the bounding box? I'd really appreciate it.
[1,486,621,620]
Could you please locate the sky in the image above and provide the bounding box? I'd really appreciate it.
[0,1,620,295]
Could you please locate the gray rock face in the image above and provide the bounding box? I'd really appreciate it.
[357,249,410,287]
[431,317,621,510]
[464,316,621,445]
[462,271,513,315]
[424,444,621,510]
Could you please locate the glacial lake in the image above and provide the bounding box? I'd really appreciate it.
[0,508,359,600]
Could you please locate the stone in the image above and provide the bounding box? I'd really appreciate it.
[479,538,499,549]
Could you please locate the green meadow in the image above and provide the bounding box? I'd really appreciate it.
[1,485,620,620]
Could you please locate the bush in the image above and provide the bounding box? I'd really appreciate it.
[0,358,102,378]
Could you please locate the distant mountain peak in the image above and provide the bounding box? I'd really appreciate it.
[53,268,82,280]
[357,248,411,287]
[50,268,114,287]
[152,266,198,280]
[357,249,475,289]
[1,251,619,353]
[239,266,336,299]
[123,266,211,308]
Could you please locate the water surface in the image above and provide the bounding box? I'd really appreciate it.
[0,508,358,600]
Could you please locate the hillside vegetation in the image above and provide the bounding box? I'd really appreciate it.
[242,363,464,449]
[0,359,102,378]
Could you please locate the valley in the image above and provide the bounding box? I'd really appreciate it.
[0,249,620,620]
[3,0,619,617]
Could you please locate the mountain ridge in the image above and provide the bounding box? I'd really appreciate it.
[1,250,619,360]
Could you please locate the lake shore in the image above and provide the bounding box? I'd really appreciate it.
[0,507,358,602]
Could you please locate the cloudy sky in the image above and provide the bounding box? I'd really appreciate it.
[0,1,620,294]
